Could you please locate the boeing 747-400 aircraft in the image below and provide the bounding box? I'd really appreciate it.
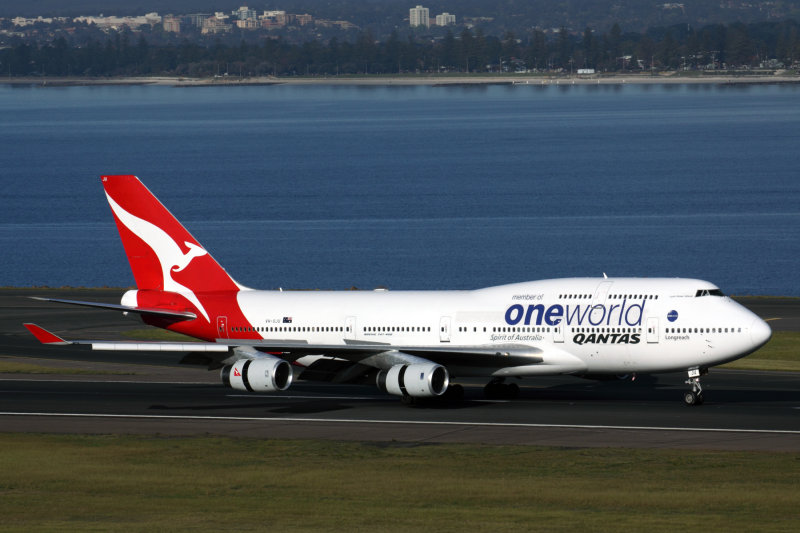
[25,175,772,406]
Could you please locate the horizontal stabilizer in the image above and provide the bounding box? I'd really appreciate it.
[23,323,69,345]
[30,296,197,320]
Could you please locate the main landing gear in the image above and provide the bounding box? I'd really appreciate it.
[683,367,708,406]
[484,378,520,400]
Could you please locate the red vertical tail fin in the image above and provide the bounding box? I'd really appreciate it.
[102,175,241,323]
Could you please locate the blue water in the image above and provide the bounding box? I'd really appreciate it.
[1,83,798,295]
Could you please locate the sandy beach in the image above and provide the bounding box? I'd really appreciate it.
[4,72,800,87]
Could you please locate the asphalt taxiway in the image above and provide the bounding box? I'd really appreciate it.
[1,289,799,450]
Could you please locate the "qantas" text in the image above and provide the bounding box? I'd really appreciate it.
[573,332,640,345]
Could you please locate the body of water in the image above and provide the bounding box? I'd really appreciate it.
[1,82,798,295]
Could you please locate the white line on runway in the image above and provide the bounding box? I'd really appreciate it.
[1,412,798,435]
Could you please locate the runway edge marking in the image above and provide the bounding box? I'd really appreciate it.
[1,412,798,435]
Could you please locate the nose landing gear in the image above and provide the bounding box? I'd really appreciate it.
[683,367,707,406]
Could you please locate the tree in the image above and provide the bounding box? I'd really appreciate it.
[556,27,571,69]
[726,23,753,66]
[355,30,377,73]
[525,29,546,70]
[385,29,401,73]
[459,28,474,72]
[440,30,457,70]
[658,31,680,68]
[581,26,598,68]
[609,22,622,63]
[637,35,656,71]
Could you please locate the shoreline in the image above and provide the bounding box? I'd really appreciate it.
[3,73,800,88]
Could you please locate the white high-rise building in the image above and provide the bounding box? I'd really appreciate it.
[409,5,429,28]
[435,13,456,26]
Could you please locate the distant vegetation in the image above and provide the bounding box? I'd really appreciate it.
[1,19,799,77]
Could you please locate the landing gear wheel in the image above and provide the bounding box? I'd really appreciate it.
[683,391,698,406]
[684,369,707,406]
[695,393,704,405]
[401,394,415,406]
[484,379,520,400]
[506,383,520,400]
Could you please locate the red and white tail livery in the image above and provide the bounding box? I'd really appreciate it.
[25,175,772,405]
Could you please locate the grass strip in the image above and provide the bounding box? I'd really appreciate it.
[0,361,132,375]
[721,330,800,371]
[0,434,797,532]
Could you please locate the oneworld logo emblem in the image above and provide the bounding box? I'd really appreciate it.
[504,299,646,327]
[667,310,678,322]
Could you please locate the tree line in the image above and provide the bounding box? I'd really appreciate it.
[2,19,799,77]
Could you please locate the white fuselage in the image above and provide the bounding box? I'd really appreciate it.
[232,277,771,378]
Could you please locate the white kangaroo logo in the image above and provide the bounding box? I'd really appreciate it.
[105,193,210,322]
[172,242,206,273]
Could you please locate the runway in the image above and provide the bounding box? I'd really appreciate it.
[1,289,799,450]
[1,368,798,450]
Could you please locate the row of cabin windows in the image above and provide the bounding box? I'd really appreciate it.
[365,326,431,333]
[231,326,350,333]
[493,326,552,333]
[559,294,659,300]
[232,325,742,336]
[668,327,741,334]
[457,326,552,333]
[570,327,640,333]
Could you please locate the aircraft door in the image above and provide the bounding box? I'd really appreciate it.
[553,323,564,343]
[439,316,451,342]
[216,316,228,339]
[588,280,613,325]
[592,280,613,307]
[647,317,659,344]
[345,316,356,340]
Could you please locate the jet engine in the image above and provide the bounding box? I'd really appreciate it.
[377,363,449,398]
[221,356,293,392]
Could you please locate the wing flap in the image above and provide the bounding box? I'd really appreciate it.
[25,323,228,352]
[222,340,543,366]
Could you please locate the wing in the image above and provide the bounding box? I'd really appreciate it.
[24,323,226,352]
[24,323,542,367]
[25,323,592,380]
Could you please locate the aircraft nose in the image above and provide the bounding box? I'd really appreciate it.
[750,317,772,348]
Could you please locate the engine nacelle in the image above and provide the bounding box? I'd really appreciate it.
[221,356,293,392]
[377,363,449,398]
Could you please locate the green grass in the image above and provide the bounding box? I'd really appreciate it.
[0,361,132,375]
[721,330,800,371]
[0,434,797,532]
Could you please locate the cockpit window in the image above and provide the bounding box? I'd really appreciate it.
[695,289,725,297]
